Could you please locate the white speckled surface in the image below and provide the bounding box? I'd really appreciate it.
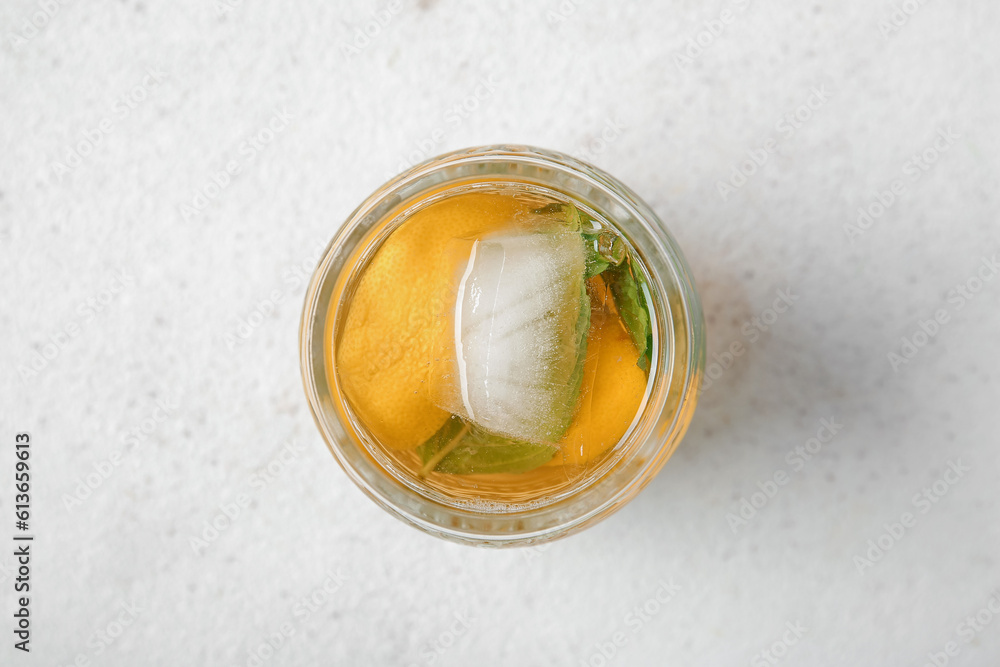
[3,1,1000,665]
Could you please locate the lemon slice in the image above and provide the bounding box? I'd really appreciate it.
[336,193,524,450]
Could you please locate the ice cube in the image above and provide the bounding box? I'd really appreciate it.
[434,230,589,444]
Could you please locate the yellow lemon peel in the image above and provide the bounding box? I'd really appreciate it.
[336,193,523,450]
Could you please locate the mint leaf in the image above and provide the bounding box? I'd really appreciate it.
[550,201,652,373]
[582,232,611,278]
[416,415,467,475]
[604,257,653,373]
[562,273,591,429]
[417,416,557,475]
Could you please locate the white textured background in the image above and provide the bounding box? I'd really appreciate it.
[2,1,1000,665]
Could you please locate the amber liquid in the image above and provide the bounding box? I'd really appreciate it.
[331,183,660,504]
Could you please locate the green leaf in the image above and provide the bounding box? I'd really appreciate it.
[604,256,654,373]
[563,273,591,429]
[550,200,652,374]
[417,416,557,475]
[582,232,611,278]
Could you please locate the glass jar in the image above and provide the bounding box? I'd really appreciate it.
[300,145,705,546]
